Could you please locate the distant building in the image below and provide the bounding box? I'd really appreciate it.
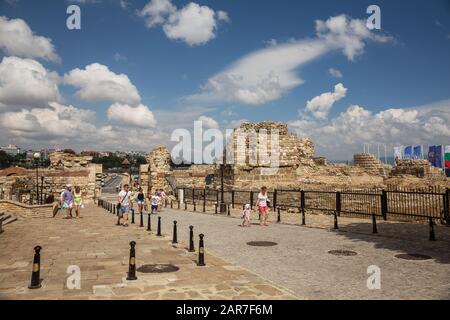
[0,144,21,156]
[81,150,99,157]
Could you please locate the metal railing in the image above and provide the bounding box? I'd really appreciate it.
[179,187,450,224]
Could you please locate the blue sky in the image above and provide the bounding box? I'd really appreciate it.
[0,0,449,160]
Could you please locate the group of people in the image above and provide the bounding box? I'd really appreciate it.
[241,186,271,227]
[60,184,84,219]
[117,185,166,227]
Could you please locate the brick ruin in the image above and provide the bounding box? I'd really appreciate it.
[0,153,102,204]
[139,122,449,193]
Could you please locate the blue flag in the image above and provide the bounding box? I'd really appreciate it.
[435,145,443,168]
[413,146,422,159]
[428,146,437,167]
[404,146,413,159]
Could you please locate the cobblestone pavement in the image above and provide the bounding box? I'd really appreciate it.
[0,204,296,300]
[157,205,450,300]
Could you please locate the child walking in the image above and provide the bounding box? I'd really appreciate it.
[242,204,251,227]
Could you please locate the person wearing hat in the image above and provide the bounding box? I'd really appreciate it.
[61,184,74,219]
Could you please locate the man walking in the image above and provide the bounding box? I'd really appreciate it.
[118,184,131,227]
[61,184,74,219]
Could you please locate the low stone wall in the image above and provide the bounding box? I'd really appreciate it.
[0,200,54,218]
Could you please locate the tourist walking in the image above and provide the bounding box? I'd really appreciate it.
[61,185,74,219]
[158,189,167,212]
[242,203,252,227]
[73,186,83,219]
[150,191,161,214]
[117,184,131,227]
[136,187,145,216]
[255,186,271,226]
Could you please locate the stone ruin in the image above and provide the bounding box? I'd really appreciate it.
[138,122,449,193]
[49,152,94,169]
[0,152,103,204]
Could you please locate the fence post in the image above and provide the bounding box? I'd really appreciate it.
[336,192,341,217]
[250,191,254,210]
[184,201,187,211]
[301,190,306,225]
[381,190,388,221]
[333,211,339,230]
[157,217,162,237]
[227,204,231,216]
[444,189,450,226]
[273,189,277,211]
[203,189,206,213]
[277,208,281,223]
[231,190,235,209]
[192,188,195,205]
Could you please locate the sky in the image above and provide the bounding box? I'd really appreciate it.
[0,0,449,160]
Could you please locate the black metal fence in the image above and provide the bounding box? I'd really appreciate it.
[180,187,450,223]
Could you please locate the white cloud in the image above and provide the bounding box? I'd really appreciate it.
[0,16,60,63]
[0,56,61,109]
[315,14,393,61]
[139,0,229,46]
[0,102,97,140]
[186,14,393,106]
[289,99,450,159]
[304,83,347,119]
[64,63,141,105]
[107,103,156,128]
[197,115,219,129]
[328,68,343,78]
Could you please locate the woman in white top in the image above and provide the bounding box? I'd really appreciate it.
[255,186,271,226]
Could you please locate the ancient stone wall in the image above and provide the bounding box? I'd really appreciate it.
[49,152,94,169]
[0,164,102,203]
[353,153,388,176]
[390,159,444,178]
[0,200,54,218]
[225,122,317,189]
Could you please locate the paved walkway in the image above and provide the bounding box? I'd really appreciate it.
[0,204,296,300]
[158,206,450,300]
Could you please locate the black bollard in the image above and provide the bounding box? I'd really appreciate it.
[372,213,378,234]
[178,201,180,210]
[215,204,218,214]
[227,204,231,216]
[301,208,306,226]
[157,217,162,237]
[28,246,42,289]
[171,201,173,209]
[172,221,178,244]
[333,211,338,230]
[147,212,151,231]
[277,208,281,223]
[198,234,205,266]
[140,210,144,228]
[113,204,116,215]
[189,226,195,252]
[126,241,138,281]
[429,218,436,241]
[184,201,187,211]
[165,199,168,208]
[193,202,196,212]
